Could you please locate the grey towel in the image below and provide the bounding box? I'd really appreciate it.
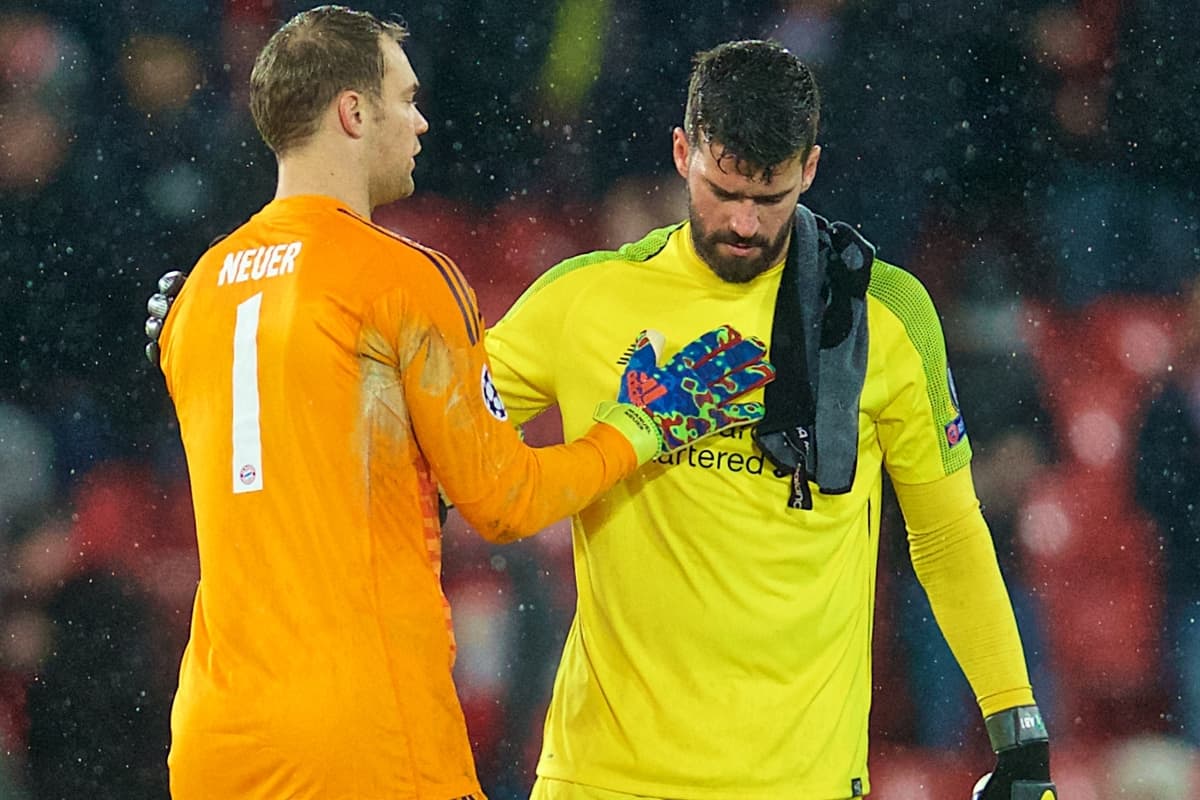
[753,204,873,507]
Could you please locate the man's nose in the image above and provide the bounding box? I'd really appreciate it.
[729,201,760,239]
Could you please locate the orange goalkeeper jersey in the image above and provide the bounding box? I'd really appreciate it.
[159,194,637,800]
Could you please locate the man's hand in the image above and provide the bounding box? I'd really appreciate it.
[145,270,188,367]
[972,706,1057,800]
[594,324,775,463]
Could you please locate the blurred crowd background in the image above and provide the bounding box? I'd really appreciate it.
[2,0,1199,797]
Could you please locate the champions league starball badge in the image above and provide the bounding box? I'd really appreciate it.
[481,365,508,422]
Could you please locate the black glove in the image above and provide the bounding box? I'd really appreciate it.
[972,705,1056,800]
[145,270,188,367]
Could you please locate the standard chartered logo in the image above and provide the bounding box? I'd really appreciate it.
[652,425,774,475]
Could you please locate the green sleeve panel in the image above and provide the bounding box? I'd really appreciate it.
[869,260,972,477]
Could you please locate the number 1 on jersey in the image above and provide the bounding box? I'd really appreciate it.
[233,292,264,493]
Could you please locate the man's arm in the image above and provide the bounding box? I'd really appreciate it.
[147,267,774,542]
[393,295,640,541]
[893,469,1054,800]
[893,469,1033,712]
[869,261,1054,798]
[391,271,772,542]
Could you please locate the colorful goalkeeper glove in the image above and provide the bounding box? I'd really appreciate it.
[971,705,1057,800]
[144,270,188,367]
[594,325,775,462]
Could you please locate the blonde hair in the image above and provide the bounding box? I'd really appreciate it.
[250,5,408,156]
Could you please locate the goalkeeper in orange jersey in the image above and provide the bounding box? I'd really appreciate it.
[146,7,774,800]
[147,28,1055,800]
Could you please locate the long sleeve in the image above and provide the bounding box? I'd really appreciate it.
[893,466,1036,716]
[363,250,638,544]
[483,275,568,428]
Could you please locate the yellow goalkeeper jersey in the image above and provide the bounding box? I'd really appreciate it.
[485,221,1029,799]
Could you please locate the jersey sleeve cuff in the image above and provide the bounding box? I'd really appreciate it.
[592,400,662,465]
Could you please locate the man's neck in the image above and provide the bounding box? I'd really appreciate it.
[274,147,371,218]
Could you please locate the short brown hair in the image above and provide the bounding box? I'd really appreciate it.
[250,5,408,156]
[684,40,820,181]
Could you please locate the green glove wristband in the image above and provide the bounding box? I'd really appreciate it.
[593,400,662,465]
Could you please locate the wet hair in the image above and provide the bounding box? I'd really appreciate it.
[683,39,820,181]
[250,5,408,156]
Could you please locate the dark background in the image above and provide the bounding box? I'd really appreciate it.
[1,1,1198,797]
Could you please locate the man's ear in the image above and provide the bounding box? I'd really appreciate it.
[799,144,821,193]
[337,90,367,139]
[672,127,691,180]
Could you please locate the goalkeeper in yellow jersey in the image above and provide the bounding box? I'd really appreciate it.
[146,37,1054,800]
[486,40,1056,800]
